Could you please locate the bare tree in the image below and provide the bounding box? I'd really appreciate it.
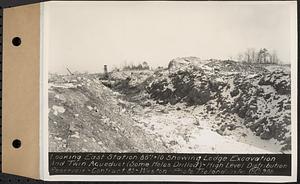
[249,48,256,63]
[238,48,280,64]
[271,50,279,64]
[257,48,269,63]
[245,48,251,63]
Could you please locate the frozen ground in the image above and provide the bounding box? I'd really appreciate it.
[48,58,291,153]
[133,103,282,153]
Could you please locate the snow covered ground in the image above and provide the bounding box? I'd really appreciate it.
[48,58,291,153]
[131,103,282,153]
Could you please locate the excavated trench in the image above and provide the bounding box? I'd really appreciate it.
[49,60,291,153]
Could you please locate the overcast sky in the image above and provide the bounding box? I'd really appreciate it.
[43,1,296,74]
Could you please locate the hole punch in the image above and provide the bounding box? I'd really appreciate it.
[12,139,21,149]
[12,37,21,46]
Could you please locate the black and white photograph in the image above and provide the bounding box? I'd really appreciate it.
[0,0,297,182]
[46,1,296,155]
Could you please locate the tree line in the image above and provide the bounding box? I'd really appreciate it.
[237,48,280,64]
[123,61,150,70]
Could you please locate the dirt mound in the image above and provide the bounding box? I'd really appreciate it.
[48,74,168,152]
[168,57,202,71]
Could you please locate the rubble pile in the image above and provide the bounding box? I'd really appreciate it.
[49,57,291,153]
[144,57,291,151]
